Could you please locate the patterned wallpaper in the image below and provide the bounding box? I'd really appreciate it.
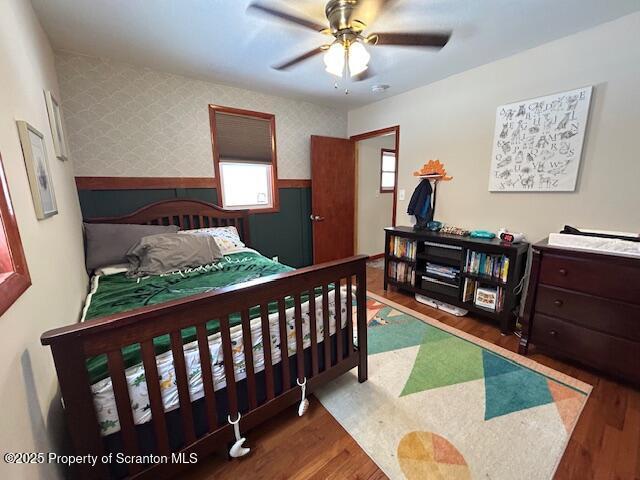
[55,52,348,179]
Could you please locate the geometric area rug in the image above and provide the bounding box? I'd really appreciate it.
[315,292,592,480]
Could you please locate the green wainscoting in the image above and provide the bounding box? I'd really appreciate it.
[77,187,313,267]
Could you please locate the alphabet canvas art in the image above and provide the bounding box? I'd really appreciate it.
[488,86,592,192]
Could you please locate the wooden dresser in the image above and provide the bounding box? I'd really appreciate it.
[520,238,640,385]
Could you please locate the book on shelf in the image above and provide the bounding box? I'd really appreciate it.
[474,286,498,310]
[462,278,477,302]
[388,260,415,285]
[425,262,460,282]
[389,236,417,260]
[464,251,509,282]
[471,285,505,312]
[421,276,455,288]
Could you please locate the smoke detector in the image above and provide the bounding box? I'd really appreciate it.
[371,84,390,93]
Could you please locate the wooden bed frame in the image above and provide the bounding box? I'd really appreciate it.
[41,199,368,479]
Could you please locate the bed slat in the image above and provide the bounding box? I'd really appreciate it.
[219,315,239,417]
[107,349,142,474]
[169,331,196,444]
[335,280,343,362]
[260,304,275,400]
[322,284,331,370]
[195,324,218,431]
[293,293,305,381]
[308,289,318,376]
[356,270,368,383]
[277,299,290,390]
[346,276,354,357]
[240,310,258,410]
[140,340,171,456]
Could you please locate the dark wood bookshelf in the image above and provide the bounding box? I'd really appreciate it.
[416,252,461,268]
[461,271,507,287]
[387,255,416,264]
[384,226,529,334]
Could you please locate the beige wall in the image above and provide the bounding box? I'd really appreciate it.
[55,52,348,179]
[348,12,640,243]
[356,135,396,256]
[0,1,88,478]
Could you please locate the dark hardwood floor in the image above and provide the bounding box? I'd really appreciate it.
[183,263,640,480]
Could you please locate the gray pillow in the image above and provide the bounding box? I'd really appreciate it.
[84,223,179,271]
[126,233,223,277]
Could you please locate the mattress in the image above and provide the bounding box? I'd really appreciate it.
[82,249,352,436]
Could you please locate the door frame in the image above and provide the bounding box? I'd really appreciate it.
[349,125,400,227]
[350,126,400,257]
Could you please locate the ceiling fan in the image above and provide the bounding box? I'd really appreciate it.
[248,0,451,81]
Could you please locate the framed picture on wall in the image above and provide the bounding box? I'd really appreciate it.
[44,90,69,160]
[16,121,58,219]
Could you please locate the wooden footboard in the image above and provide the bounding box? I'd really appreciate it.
[41,255,368,480]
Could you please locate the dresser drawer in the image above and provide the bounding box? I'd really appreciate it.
[531,314,640,383]
[539,254,640,304]
[535,285,640,341]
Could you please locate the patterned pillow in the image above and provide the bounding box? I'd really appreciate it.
[179,226,245,254]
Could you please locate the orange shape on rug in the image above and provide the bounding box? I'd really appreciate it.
[365,299,384,323]
[398,431,471,480]
[547,380,585,433]
[432,433,467,465]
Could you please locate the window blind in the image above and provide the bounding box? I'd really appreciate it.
[215,112,273,163]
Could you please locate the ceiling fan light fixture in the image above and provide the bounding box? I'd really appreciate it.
[348,41,370,77]
[324,42,345,77]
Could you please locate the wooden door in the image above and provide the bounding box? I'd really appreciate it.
[310,135,356,264]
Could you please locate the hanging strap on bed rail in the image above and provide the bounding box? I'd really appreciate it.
[227,413,250,458]
[297,377,309,416]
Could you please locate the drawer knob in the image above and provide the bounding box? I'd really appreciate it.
[558,268,568,276]
[549,330,558,337]
[554,300,563,307]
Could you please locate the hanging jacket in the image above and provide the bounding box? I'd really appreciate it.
[407,179,433,221]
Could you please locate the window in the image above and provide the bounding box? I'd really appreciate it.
[219,162,272,208]
[0,152,31,316]
[380,149,397,193]
[209,105,279,212]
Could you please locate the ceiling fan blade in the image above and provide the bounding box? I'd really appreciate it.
[368,32,451,48]
[248,3,327,33]
[353,66,375,82]
[273,46,326,71]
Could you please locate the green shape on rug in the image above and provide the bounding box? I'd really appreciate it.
[400,329,484,396]
[482,350,554,420]
[368,307,435,355]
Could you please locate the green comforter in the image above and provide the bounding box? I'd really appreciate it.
[85,251,295,384]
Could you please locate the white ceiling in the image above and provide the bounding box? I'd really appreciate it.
[32,0,640,108]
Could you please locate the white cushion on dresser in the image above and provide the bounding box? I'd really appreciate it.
[548,233,640,258]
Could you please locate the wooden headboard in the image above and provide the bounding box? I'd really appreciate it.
[85,199,251,246]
